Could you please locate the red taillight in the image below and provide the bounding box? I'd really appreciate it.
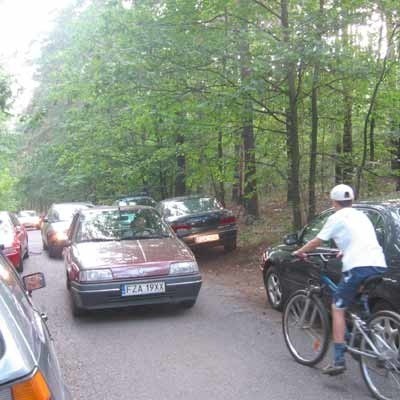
[220,216,236,225]
[171,224,191,232]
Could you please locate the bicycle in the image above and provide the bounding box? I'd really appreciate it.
[282,252,400,400]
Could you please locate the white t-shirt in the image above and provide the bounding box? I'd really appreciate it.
[317,207,387,272]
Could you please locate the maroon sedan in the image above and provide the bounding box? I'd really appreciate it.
[63,206,202,316]
[0,211,29,272]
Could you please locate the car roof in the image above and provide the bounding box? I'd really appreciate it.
[160,195,213,203]
[78,205,157,214]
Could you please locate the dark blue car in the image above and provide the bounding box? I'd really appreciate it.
[261,201,400,313]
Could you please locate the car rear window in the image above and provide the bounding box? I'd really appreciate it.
[162,197,222,217]
[53,204,91,222]
[19,210,37,217]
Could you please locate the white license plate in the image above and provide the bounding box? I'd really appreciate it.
[121,282,166,296]
[195,234,219,243]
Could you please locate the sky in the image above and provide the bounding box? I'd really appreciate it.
[0,0,73,114]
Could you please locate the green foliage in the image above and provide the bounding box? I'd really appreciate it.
[13,0,400,220]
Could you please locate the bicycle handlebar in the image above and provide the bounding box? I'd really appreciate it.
[296,251,339,263]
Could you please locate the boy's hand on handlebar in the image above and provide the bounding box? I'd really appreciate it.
[292,250,308,259]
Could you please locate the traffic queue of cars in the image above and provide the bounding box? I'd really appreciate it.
[38,195,236,317]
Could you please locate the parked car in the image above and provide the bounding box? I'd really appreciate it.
[17,209,41,229]
[0,211,29,272]
[0,252,71,399]
[41,202,93,258]
[113,196,157,208]
[261,201,400,313]
[63,205,202,316]
[157,195,237,252]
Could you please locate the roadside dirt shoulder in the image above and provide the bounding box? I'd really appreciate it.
[195,244,269,309]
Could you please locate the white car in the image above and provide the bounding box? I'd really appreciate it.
[17,210,41,229]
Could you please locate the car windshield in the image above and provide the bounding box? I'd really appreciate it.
[75,208,171,242]
[53,204,91,222]
[18,210,37,217]
[162,197,222,217]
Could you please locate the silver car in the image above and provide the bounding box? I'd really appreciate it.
[0,252,71,399]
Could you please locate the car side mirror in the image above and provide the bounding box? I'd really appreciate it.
[23,272,46,294]
[284,233,299,246]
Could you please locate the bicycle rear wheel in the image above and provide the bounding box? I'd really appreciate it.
[282,290,330,366]
[360,310,400,400]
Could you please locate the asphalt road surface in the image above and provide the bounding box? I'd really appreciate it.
[25,230,371,400]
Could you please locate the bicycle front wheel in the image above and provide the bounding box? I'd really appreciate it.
[282,290,330,366]
[360,310,400,400]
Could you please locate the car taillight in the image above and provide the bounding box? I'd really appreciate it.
[171,224,191,232]
[219,216,236,225]
[11,370,51,400]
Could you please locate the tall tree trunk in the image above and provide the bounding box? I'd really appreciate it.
[238,3,258,218]
[308,0,324,222]
[232,142,243,203]
[217,129,226,207]
[175,134,186,196]
[342,89,353,185]
[281,0,302,229]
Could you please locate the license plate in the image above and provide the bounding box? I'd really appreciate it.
[195,234,219,243]
[121,282,166,296]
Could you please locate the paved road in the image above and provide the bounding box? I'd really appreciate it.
[25,230,369,400]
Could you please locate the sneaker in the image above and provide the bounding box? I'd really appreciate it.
[321,363,346,376]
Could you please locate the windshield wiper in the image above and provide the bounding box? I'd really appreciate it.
[78,238,118,243]
[120,234,171,240]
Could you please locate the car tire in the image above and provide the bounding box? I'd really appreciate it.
[48,246,59,258]
[372,300,395,313]
[224,241,237,252]
[66,274,71,290]
[180,300,196,309]
[265,266,284,311]
[42,240,48,251]
[24,247,29,259]
[71,299,85,318]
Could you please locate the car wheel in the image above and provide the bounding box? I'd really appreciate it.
[180,300,196,309]
[224,241,237,252]
[265,266,284,310]
[42,240,48,250]
[71,299,85,318]
[372,300,395,313]
[48,246,59,258]
[17,253,24,273]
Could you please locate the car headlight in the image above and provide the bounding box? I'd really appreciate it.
[169,261,199,275]
[79,269,113,282]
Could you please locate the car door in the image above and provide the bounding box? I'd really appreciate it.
[9,213,28,257]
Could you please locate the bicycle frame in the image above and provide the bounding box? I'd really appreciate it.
[304,254,389,362]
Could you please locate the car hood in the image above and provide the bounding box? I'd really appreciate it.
[72,238,194,270]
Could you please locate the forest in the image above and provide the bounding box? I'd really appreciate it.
[1,0,400,229]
